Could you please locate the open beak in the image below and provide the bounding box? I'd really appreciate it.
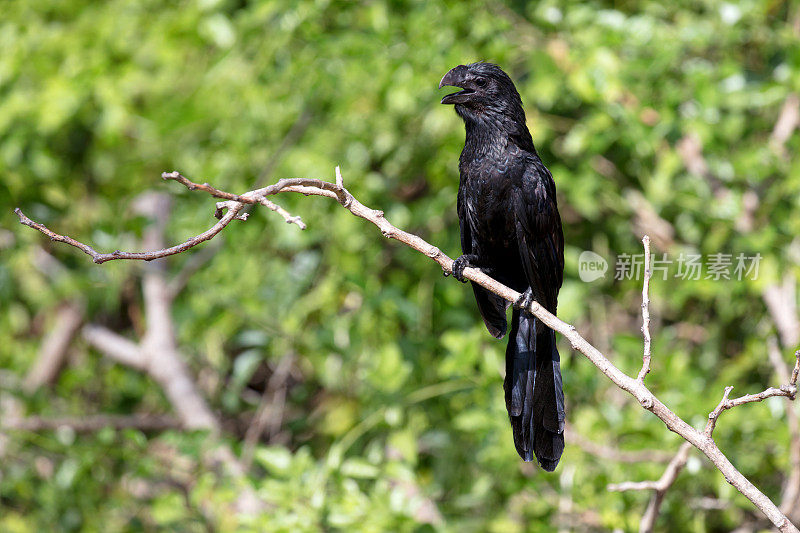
[439,66,473,105]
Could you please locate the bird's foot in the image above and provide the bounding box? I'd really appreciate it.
[451,254,479,283]
[513,288,534,310]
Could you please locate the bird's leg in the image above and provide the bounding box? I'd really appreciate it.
[450,254,481,283]
[513,287,534,311]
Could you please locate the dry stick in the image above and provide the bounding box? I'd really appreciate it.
[13,170,800,532]
[608,442,693,533]
[14,204,245,264]
[637,235,652,382]
[705,376,800,438]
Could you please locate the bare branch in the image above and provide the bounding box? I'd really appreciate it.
[608,442,692,493]
[258,197,306,229]
[83,324,145,370]
[705,354,800,438]
[139,197,220,432]
[705,386,735,437]
[769,337,800,521]
[166,240,223,300]
[15,203,244,264]
[764,276,800,349]
[637,235,652,382]
[3,414,181,432]
[24,301,84,392]
[608,442,693,533]
[240,355,294,470]
[771,93,800,155]
[566,425,675,464]
[15,169,800,532]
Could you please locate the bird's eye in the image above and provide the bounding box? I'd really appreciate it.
[475,78,487,87]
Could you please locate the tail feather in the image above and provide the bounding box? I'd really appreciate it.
[505,309,565,470]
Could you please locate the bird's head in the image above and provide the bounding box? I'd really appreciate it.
[439,62,525,123]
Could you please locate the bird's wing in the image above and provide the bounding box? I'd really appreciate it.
[458,189,508,338]
[512,160,564,313]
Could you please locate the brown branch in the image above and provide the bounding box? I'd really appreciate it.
[771,93,800,156]
[705,353,800,438]
[24,300,85,392]
[14,170,800,532]
[764,276,800,350]
[166,240,223,300]
[769,337,800,521]
[637,235,652,382]
[137,194,220,432]
[608,442,693,533]
[14,203,244,264]
[565,425,675,464]
[3,414,181,432]
[83,324,145,369]
[240,355,294,470]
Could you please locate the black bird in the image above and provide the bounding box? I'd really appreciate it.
[440,62,565,470]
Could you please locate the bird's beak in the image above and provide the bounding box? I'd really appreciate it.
[439,66,473,105]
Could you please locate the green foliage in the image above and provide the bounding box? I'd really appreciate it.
[2,0,800,531]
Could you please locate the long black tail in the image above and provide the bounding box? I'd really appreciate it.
[504,308,565,470]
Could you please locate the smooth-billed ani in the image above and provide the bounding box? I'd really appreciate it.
[440,62,565,471]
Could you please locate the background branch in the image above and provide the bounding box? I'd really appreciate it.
[23,300,84,392]
[3,414,181,432]
[608,442,693,533]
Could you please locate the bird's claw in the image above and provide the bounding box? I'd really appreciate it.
[451,255,472,283]
[514,288,534,310]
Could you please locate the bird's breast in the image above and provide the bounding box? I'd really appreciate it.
[462,173,516,248]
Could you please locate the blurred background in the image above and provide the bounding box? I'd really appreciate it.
[2,0,800,531]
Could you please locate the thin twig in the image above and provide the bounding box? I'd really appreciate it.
[14,203,245,264]
[705,354,800,438]
[637,235,652,382]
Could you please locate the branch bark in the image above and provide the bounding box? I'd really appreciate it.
[13,170,800,531]
[24,300,84,392]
